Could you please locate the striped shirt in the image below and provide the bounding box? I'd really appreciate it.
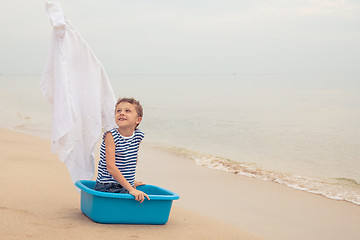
[96,128,144,186]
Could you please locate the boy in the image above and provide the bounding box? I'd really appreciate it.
[95,98,150,203]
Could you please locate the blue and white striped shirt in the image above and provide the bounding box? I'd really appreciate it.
[96,128,144,186]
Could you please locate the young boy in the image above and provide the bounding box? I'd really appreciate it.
[94,97,150,203]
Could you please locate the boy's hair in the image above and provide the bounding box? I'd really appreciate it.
[115,97,143,118]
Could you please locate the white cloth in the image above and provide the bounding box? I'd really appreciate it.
[41,2,117,184]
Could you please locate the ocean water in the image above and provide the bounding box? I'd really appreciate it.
[1,74,359,205]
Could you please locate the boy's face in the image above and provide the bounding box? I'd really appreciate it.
[115,102,142,130]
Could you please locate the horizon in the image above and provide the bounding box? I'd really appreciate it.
[0,0,359,78]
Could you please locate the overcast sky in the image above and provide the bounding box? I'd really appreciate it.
[0,0,359,75]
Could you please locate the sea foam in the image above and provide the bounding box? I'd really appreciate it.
[159,146,360,206]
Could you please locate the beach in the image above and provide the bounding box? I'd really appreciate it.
[1,0,360,239]
[1,74,360,206]
[0,128,259,240]
[1,127,360,240]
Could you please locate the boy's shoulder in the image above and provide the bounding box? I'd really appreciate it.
[134,129,145,141]
[135,129,145,138]
[106,128,119,136]
[109,128,118,134]
[104,128,144,140]
[102,128,118,139]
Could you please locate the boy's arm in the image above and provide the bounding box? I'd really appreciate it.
[105,132,150,203]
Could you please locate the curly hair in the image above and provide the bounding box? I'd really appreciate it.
[115,97,143,118]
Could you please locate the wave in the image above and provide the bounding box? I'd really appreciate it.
[155,146,360,206]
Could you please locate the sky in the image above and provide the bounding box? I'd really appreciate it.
[0,0,359,75]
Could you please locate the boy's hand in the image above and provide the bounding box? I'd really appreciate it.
[129,189,150,203]
[134,181,145,188]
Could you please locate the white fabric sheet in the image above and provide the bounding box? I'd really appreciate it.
[41,2,117,183]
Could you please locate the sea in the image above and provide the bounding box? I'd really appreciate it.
[0,74,359,205]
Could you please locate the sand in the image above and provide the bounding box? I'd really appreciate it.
[0,128,260,240]
[1,128,360,240]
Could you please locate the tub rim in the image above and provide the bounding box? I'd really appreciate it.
[75,180,180,201]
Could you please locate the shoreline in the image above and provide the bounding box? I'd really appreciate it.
[1,127,360,239]
[146,145,360,206]
[138,145,360,240]
[1,73,359,208]
[6,123,360,206]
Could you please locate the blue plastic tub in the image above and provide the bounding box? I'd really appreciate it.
[75,180,179,224]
